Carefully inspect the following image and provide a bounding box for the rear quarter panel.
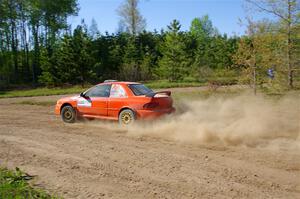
[107,96,151,118]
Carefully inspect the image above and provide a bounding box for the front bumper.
[55,104,61,115]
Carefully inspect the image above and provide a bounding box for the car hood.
[57,95,80,104]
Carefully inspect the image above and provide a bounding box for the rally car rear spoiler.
[146,91,171,97]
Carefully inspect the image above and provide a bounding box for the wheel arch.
[60,103,73,114]
[118,107,136,119]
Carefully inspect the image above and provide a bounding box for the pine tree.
[89,18,99,39]
[158,20,190,82]
[71,25,95,86]
[39,25,95,86]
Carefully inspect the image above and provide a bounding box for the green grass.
[0,81,207,98]
[144,80,206,89]
[0,86,88,98]
[13,101,56,106]
[0,167,59,199]
[1,77,297,99]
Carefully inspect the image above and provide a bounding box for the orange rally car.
[55,80,175,125]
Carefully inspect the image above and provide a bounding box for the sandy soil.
[0,91,299,199]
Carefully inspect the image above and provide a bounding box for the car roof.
[98,81,141,85]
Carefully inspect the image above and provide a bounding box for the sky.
[68,0,272,36]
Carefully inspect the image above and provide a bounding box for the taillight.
[143,102,159,109]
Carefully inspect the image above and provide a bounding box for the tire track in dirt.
[0,96,299,198]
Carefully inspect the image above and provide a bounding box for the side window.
[110,84,127,98]
[84,84,111,97]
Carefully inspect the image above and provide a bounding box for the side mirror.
[80,92,85,97]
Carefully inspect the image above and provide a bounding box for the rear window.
[128,84,153,96]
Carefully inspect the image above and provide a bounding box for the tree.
[71,25,95,86]
[0,0,242,88]
[190,15,217,39]
[138,31,161,80]
[39,25,95,87]
[246,0,300,89]
[117,0,146,35]
[89,18,99,39]
[42,0,78,52]
[234,36,258,94]
[158,20,190,81]
[189,15,237,81]
[233,19,286,94]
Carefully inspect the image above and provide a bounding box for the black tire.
[61,105,76,123]
[119,109,135,125]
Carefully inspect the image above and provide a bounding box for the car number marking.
[77,98,92,107]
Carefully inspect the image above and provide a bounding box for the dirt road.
[0,93,299,198]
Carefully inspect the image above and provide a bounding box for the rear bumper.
[136,107,175,119]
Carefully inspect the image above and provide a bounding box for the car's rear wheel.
[119,109,135,125]
[61,105,76,123]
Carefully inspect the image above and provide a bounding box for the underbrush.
[0,167,58,199]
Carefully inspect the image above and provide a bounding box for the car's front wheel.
[119,109,135,125]
[61,105,76,123]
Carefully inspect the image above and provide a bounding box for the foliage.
[158,20,191,81]
[0,167,58,199]
[0,0,240,88]
[234,0,300,92]
[190,15,218,39]
[189,16,238,81]
[245,0,300,89]
[0,0,298,91]
[117,0,146,35]
[0,0,78,86]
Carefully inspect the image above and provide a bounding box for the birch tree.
[117,0,146,35]
[246,0,300,88]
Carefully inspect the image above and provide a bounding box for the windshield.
[128,84,153,96]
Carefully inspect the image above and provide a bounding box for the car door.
[108,84,128,118]
[77,84,111,116]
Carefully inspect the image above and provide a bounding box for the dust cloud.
[126,93,300,149]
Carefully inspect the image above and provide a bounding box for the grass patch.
[0,81,207,98]
[145,80,206,89]
[14,101,56,106]
[0,167,58,199]
[0,78,297,99]
[0,86,88,98]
